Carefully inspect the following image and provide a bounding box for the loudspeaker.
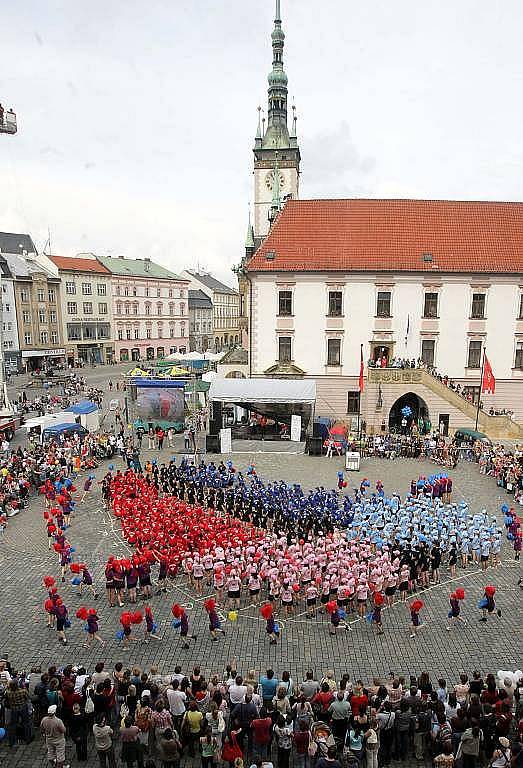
[206,435,220,453]
[308,436,323,456]
[211,401,223,426]
[209,420,221,436]
[312,421,322,438]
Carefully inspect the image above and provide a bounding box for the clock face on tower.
[265,170,285,191]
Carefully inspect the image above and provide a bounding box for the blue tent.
[70,400,98,415]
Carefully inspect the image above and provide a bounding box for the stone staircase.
[366,368,523,439]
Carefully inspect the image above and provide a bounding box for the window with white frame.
[97,283,107,296]
[376,290,392,317]
[81,282,92,295]
[83,302,93,314]
[327,338,341,366]
[515,341,523,369]
[467,340,482,368]
[328,290,343,317]
[40,330,48,345]
[67,302,77,315]
[421,339,436,367]
[24,332,32,345]
[471,293,486,319]
[423,293,439,318]
[51,331,58,345]
[278,336,292,362]
[66,281,76,294]
[278,290,293,316]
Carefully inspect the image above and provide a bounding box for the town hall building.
[238,2,523,438]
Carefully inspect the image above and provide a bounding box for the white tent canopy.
[209,378,316,405]
[165,350,224,362]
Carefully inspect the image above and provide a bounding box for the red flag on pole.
[359,344,364,393]
[482,354,496,394]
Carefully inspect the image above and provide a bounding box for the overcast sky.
[1,0,523,284]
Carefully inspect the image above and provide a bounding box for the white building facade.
[0,261,20,372]
[245,199,523,436]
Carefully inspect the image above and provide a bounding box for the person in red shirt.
[350,682,369,717]
[251,710,272,759]
[311,684,334,721]
[293,720,311,766]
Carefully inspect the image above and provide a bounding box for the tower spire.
[245,204,255,249]
[264,0,288,146]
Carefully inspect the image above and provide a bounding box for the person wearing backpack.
[135,693,153,751]
[364,721,379,768]
[413,701,431,761]
[344,724,364,764]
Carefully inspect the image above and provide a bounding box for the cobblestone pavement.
[1,366,522,765]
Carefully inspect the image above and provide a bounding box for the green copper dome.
[268,68,288,86]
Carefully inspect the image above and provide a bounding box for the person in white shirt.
[229,676,248,705]
[166,678,187,731]
[0,659,11,684]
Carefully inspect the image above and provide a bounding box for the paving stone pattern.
[1,438,522,766]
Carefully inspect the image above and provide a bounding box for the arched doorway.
[388,392,429,434]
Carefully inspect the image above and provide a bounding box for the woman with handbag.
[221,722,244,768]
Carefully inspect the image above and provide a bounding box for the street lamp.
[0,103,17,411]
[0,105,17,135]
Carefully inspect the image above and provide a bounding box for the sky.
[1,0,523,285]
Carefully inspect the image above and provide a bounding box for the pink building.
[97,255,190,363]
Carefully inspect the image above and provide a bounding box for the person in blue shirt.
[259,669,279,706]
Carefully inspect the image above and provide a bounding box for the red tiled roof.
[248,199,523,274]
[49,255,111,274]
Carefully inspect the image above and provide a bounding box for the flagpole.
[357,343,363,443]
[475,347,485,432]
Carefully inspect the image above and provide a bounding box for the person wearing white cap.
[40,704,69,768]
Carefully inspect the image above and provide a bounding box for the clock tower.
[253,0,301,239]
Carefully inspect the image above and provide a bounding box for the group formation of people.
[1,655,522,768]
[37,453,518,654]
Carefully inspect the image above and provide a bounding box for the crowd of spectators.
[1,657,522,768]
[366,357,516,420]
